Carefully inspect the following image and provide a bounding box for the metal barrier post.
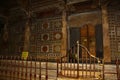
[102,59,105,80]
[57,58,59,77]
[77,41,79,78]
[17,56,20,79]
[30,56,32,80]
[25,57,28,80]
[46,57,48,80]
[116,58,120,80]
[34,57,37,80]
[39,58,41,80]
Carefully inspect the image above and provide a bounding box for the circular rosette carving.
[41,45,49,52]
[41,33,49,41]
[54,32,62,40]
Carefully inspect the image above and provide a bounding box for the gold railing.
[57,41,104,79]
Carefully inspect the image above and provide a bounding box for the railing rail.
[57,41,104,79]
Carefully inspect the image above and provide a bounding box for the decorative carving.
[29,18,62,55]
[41,45,49,52]
[54,32,62,40]
[54,45,61,52]
[41,33,49,41]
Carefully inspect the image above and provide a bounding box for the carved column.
[101,6,111,62]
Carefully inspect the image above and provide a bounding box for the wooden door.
[69,24,103,58]
[80,24,96,57]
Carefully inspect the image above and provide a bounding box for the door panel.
[80,24,96,57]
[70,28,80,48]
[95,24,103,58]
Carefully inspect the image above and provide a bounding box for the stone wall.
[1,0,120,62]
[0,1,63,56]
[107,5,120,61]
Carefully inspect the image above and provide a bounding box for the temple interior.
[0,0,120,80]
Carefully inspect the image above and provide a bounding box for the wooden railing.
[0,56,59,80]
[0,53,119,80]
[116,59,120,80]
[57,41,104,79]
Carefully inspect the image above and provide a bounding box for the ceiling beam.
[67,0,90,5]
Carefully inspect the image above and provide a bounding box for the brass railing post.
[102,59,105,80]
[77,41,80,78]
[46,57,48,80]
[57,58,59,77]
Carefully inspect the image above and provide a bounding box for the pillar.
[24,21,30,52]
[61,8,67,56]
[101,6,111,62]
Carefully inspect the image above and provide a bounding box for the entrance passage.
[69,24,103,58]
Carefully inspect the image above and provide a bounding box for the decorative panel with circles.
[29,17,62,55]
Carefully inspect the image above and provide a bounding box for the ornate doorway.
[69,23,103,58]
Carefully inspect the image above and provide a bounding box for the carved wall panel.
[108,6,120,60]
[29,18,62,56]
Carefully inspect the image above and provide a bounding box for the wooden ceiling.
[0,0,118,18]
